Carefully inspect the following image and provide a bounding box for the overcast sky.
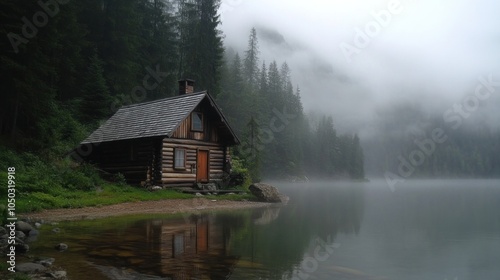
[219,0,500,133]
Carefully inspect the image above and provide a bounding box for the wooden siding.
[85,138,162,185]
[161,138,227,186]
[171,103,221,143]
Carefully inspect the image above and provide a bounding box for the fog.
[220,0,500,135]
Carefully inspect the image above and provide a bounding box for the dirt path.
[21,199,273,222]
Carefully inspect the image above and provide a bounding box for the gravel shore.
[20,199,273,222]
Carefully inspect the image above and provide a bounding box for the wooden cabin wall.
[86,138,161,185]
[171,103,221,143]
[162,138,227,186]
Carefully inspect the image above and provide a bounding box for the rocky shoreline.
[1,220,69,279]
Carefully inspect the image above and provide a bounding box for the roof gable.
[81,92,238,144]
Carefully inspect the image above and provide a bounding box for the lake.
[29,180,500,279]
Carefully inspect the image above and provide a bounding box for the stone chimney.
[178,79,195,95]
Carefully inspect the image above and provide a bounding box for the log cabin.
[77,79,240,187]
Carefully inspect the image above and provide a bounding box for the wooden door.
[196,221,208,252]
[197,150,209,183]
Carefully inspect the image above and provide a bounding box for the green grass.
[15,184,194,213]
[204,193,256,201]
[0,146,255,216]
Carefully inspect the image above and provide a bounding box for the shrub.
[61,169,95,191]
[0,145,24,170]
[112,172,127,187]
[60,163,102,191]
[0,203,7,225]
[227,157,251,189]
[17,159,61,193]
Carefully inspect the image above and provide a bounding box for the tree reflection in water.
[31,183,366,280]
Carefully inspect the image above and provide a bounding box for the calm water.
[30,180,500,280]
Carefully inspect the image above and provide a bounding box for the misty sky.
[219,0,500,133]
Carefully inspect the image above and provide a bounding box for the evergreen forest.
[0,0,365,183]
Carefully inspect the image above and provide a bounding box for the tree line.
[1,0,223,153]
[218,28,365,180]
[364,103,500,178]
[0,1,364,180]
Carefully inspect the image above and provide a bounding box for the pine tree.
[79,52,111,124]
[243,28,259,87]
[242,116,261,182]
[177,0,224,96]
[139,0,178,100]
[267,61,282,105]
[0,1,59,148]
[258,62,268,95]
[216,53,247,135]
[90,0,143,98]
[256,61,269,120]
[280,62,293,96]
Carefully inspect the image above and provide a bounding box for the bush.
[0,145,24,170]
[112,172,127,187]
[60,163,102,191]
[61,169,95,191]
[227,157,251,189]
[0,203,7,225]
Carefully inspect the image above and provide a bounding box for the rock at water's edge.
[16,262,47,273]
[55,243,68,251]
[249,183,285,203]
[16,221,34,233]
[50,270,67,279]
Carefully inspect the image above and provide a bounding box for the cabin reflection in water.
[147,214,239,279]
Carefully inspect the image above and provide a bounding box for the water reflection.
[82,214,241,279]
[31,180,500,279]
[228,183,365,279]
[31,183,366,280]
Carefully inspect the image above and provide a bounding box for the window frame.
[173,233,185,257]
[174,148,186,170]
[191,112,203,132]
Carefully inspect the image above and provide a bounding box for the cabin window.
[191,112,203,131]
[173,233,184,257]
[174,148,186,169]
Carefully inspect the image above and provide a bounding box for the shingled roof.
[81,91,239,144]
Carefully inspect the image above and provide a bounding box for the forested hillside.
[218,28,364,180]
[364,104,500,178]
[0,0,364,181]
[1,0,222,152]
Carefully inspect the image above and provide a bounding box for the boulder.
[37,257,55,267]
[16,243,29,253]
[25,234,39,243]
[50,270,67,279]
[16,221,34,233]
[249,183,284,203]
[55,243,68,251]
[16,262,47,273]
[149,186,162,191]
[16,230,26,240]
